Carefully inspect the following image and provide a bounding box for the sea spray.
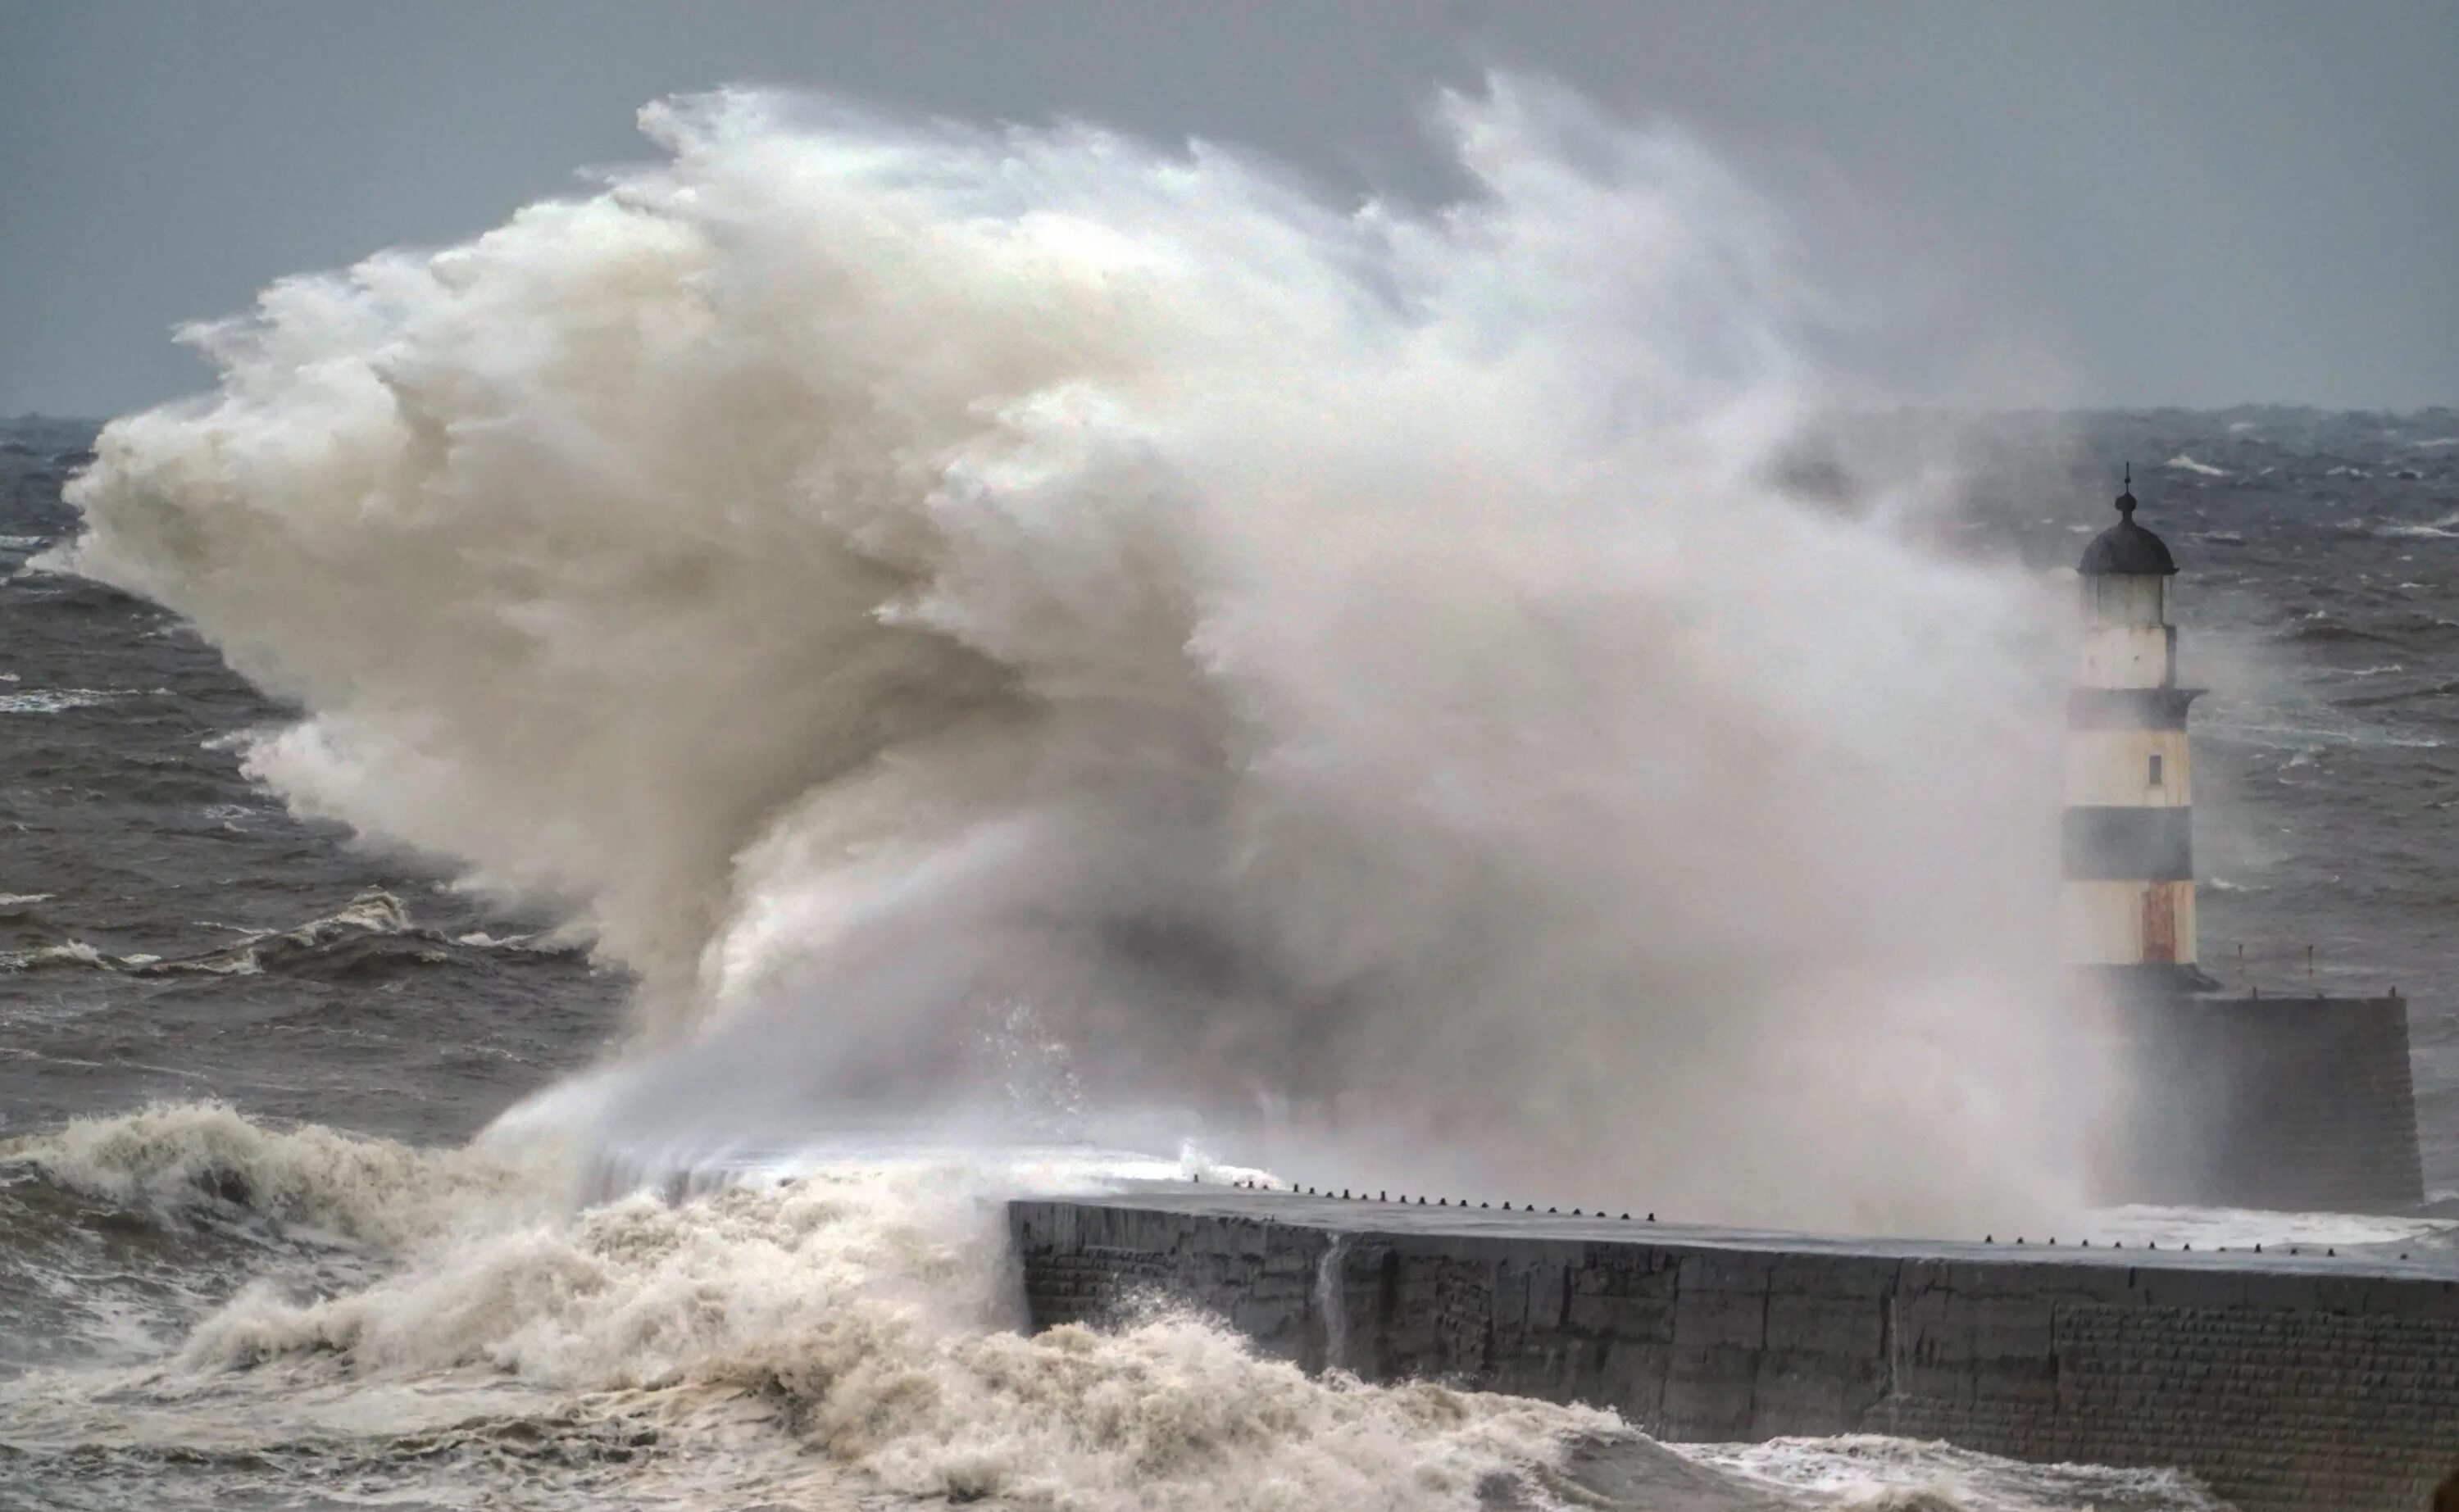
[0,1104,2228,1511]
[6,1102,1635,1511]
[68,77,2077,1235]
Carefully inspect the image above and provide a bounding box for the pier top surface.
[1033,1183,2459,1282]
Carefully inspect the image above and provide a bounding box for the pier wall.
[1011,1194,2459,1512]
[2108,993,2423,1210]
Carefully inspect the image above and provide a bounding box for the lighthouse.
[2061,471,2215,992]
[2062,473,2420,1212]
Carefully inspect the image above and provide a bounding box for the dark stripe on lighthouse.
[2067,688,2203,729]
[2063,806,2194,880]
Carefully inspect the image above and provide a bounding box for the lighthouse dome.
[2078,481,2178,577]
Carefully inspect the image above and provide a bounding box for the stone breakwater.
[1011,1190,2459,1512]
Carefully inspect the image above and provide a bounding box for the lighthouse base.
[2096,991,2424,1212]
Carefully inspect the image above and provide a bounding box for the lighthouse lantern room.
[2061,471,2211,991]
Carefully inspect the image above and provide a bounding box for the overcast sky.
[4,1,2453,417]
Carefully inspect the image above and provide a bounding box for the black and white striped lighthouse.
[2061,471,2216,992]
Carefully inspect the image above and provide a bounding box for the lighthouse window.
[2148,753,2165,788]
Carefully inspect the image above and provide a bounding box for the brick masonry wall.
[1011,1198,2459,1512]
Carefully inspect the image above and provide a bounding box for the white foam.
[2,1101,561,1247]
[1686,1433,2223,1510]
[3,1101,2250,1510]
[0,688,122,715]
[2085,1204,2456,1253]
[13,1105,1617,1510]
[2164,452,2227,476]
[0,940,111,972]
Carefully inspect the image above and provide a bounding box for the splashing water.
[19,76,2165,1510]
[66,78,2077,1233]
[0,1102,2221,1511]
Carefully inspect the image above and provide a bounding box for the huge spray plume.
[68,80,2077,1231]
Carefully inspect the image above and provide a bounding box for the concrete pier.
[1011,1190,2459,1512]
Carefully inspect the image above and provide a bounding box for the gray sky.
[3,1,2452,417]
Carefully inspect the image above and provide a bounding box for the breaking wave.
[1,1104,1636,1510]
[64,76,2079,1233]
[0,1106,2220,1511]
[2,1101,550,1246]
[4,74,2192,1512]
[2375,511,2459,540]
[0,891,574,978]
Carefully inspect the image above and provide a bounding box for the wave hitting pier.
[1011,1188,2459,1512]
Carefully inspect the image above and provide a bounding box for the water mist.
[66,78,2079,1235]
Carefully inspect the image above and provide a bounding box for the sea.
[2,406,2449,1510]
[1,87,2456,1512]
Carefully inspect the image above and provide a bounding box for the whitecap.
[0,689,124,715]
[2165,452,2227,477]
[0,941,111,972]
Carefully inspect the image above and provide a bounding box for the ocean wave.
[0,940,118,971]
[0,1101,2230,1510]
[2334,678,2459,711]
[0,1102,555,1247]
[66,1107,1624,1511]
[2281,615,2397,644]
[0,688,126,715]
[1689,1435,2221,1510]
[63,77,2087,1238]
[2163,453,2227,477]
[0,892,575,978]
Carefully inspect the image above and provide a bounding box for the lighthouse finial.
[2118,463,2136,519]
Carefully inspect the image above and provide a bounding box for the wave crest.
[2,1101,557,1246]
